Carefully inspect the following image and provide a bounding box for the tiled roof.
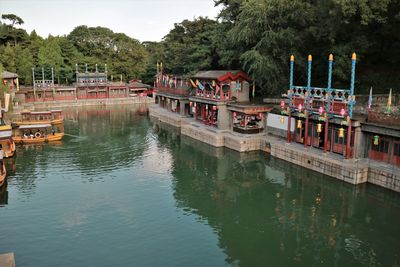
[2,71,18,79]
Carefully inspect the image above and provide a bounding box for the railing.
[109,94,128,98]
[157,87,190,97]
[195,89,231,101]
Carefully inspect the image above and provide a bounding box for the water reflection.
[8,105,152,197]
[153,120,400,267]
[0,184,8,206]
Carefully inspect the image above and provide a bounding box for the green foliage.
[158,17,221,74]
[1,5,399,96]
[38,36,63,71]
[216,0,400,96]
[68,26,148,81]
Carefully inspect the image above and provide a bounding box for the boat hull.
[0,165,6,188]
[13,133,64,144]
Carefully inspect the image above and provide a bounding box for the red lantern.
[298,103,303,111]
[233,112,237,117]
[189,101,193,107]
[280,100,285,109]
[340,108,345,117]
[212,105,217,111]
[319,106,324,115]
[258,113,263,118]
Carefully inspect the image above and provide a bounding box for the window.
[394,142,400,157]
[371,138,389,153]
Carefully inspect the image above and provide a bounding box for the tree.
[1,14,26,46]
[37,36,63,81]
[216,0,400,96]
[161,17,221,75]
[1,14,24,28]
[15,46,33,85]
[0,44,17,73]
[68,26,149,80]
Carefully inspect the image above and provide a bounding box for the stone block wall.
[270,143,369,185]
[368,167,400,192]
[181,124,225,147]
[224,135,262,152]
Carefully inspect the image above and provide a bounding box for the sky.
[0,0,222,42]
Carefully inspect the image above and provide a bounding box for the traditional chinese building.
[1,71,19,97]
[154,71,190,117]
[362,108,400,166]
[189,70,253,130]
[21,64,151,102]
[75,64,108,99]
[278,53,360,159]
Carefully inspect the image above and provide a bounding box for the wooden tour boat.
[12,110,64,127]
[13,124,64,144]
[0,125,16,158]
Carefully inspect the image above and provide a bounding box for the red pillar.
[324,120,329,153]
[353,127,357,159]
[346,120,352,159]
[287,111,292,143]
[220,82,223,100]
[304,112,309,148]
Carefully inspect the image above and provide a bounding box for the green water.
[0,105,399,267]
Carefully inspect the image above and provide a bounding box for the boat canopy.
[19,124,52,129]
[0,125,12,131]
[0,130,12,138]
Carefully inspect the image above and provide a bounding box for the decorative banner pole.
[349,53,356,118]
[51,67,55,99]
[288,55,295,143]
[346,53,356,159]
[105,64,108,83]
[326,54,333,113]
[324,54,333,153]
[32,67,36,100]
[304,55,312,148]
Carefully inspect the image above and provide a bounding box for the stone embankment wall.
[149,106,188,128]
[269,141,369,185]
[367,165,400,192]
[150,105,264,152]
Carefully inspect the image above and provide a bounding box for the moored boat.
[0,125,16,158]
[12,110,64,127]
[13,124,64,144]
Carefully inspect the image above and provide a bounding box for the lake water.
[0,105,399,267]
